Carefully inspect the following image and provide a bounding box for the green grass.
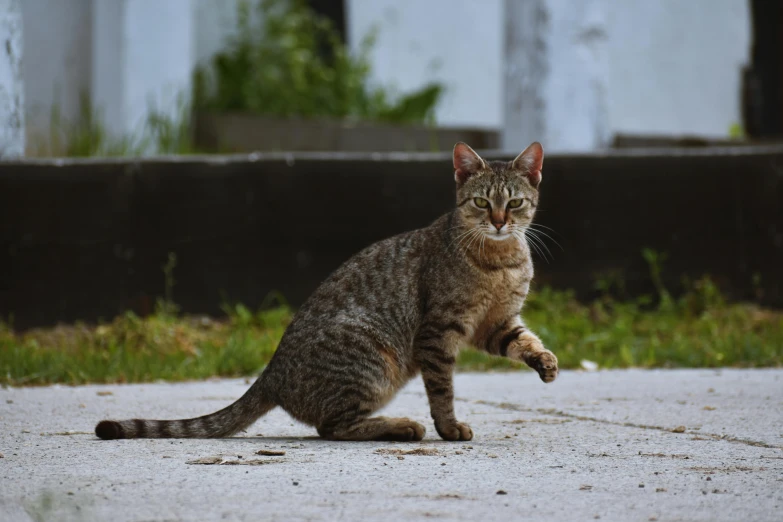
[2,279,781,386]
[194,0,443,125]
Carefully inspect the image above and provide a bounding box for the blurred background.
[0,0,768,156]
[0,1,781,384]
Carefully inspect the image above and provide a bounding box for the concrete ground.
[1,369,781,522]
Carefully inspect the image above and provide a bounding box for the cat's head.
[452,141,543,242]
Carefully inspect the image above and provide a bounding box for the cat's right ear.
[453,142,485,186]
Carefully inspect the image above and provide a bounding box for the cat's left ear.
[512,142,544,188]
[453,142,486,186]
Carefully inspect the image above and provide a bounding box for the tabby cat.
[95,142,558,442]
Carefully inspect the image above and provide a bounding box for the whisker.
[464,228,483,254]
[530,230,554,259]
[523,229,550,262]
[528,224,563,250]
[466,227,485,256]
[529,222,556,232]
[525,229,553,260]
[453,227,478,254]
[516,229,542,260]
[447,227,478,250]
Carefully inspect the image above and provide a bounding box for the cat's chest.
[472,266,531,324]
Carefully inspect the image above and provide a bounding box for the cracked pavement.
[1,369,782,521]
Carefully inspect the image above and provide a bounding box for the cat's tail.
[94,376,275,440]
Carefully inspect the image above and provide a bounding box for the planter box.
[194,112,499,153]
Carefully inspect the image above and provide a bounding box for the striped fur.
[95,142,558,441]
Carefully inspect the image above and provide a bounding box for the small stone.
[186,456,223,465]
[440,462,446,466]
[6,400,12,404]
[655,488,667,493]
[706,477,712,481]
[397,456,404,460]
[639,483,645,488]
[496,490,507,495]
[580,485,593,491]
[292,481,299,486]
[672,426,686,433]
[256,449,286,456]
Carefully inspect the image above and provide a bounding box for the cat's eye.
[473,197,490,209]
[507,199,524,209]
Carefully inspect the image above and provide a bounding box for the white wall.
[607,0,751,138]
[194,0,248,67]
[92,0,194,138]
[347,0,504,130]
[538,0,611,151]
[20,0,91,149]
[15,0,752,154]
[0,0,23,158]
[504,0,751,151]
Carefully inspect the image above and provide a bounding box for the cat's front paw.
[529,350,558,383]
[435,421,473,441]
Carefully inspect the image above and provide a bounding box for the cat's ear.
[512,142,544,188]
[453,142,486,186]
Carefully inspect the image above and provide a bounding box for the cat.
[95,141,558,442]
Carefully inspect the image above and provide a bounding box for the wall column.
[0,0,24,158]
[503,0,609,153]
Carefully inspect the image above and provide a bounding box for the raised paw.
[529,350,558,383]
[435,421,473,441]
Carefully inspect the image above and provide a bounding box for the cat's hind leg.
[317,416,425,441]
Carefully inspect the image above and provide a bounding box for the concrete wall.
[91,0,194,138]
[0,0,24,158]
[353,0,750,150]
[20,0,210,149]
[607,0,751,138]
[3,148,781,327]
[20,0,90,149]
[346,0,504,130]
[15,0,752,154]
[503,0,750,152]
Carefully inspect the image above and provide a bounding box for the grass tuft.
[2,279,781,386]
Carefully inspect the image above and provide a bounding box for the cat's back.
[277,215,447,349]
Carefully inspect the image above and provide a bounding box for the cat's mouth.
[485,228,514,241]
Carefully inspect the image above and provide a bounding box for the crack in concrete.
[454,396,783,450]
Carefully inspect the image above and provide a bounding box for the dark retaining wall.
[1,147,782,329]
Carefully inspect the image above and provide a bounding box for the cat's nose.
[493,222,505,231]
